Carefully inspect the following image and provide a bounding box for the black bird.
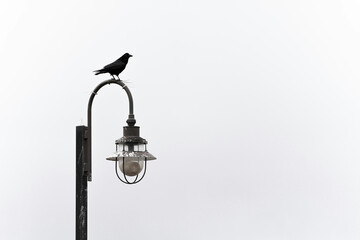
[94,53,133,79]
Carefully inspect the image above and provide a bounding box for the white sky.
[1,0,360,239]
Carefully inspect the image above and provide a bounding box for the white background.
[1,0,360,239]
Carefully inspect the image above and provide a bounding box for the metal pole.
[86,79,135,181]
[76,125,88,240]
[76,79,136,240]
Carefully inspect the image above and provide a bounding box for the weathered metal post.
[76,126,88,240]
[75,79,156,240]
[76,80,133,240]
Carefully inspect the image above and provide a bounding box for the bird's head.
[123,53,133,58]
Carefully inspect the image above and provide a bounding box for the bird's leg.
[110,74,116,80]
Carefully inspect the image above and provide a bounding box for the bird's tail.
[93,69,105,75]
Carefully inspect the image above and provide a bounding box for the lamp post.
[76,79,156,240]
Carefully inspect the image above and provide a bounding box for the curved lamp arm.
[86,79,135,181]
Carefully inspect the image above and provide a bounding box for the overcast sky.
[1,0,360,239]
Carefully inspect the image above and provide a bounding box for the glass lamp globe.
[106,126,157,179]
[116,143,147,176]
[118,158,144,176]
[106,142,156,177]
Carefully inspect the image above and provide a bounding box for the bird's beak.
[129,54,133,57]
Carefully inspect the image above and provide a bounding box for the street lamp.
[106,125,156,183]
[76,79,156,240]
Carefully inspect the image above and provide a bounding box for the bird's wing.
[103,60,126,70]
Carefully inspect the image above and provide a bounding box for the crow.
[94,53,133,79]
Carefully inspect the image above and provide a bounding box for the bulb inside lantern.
[118,158,144,176]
